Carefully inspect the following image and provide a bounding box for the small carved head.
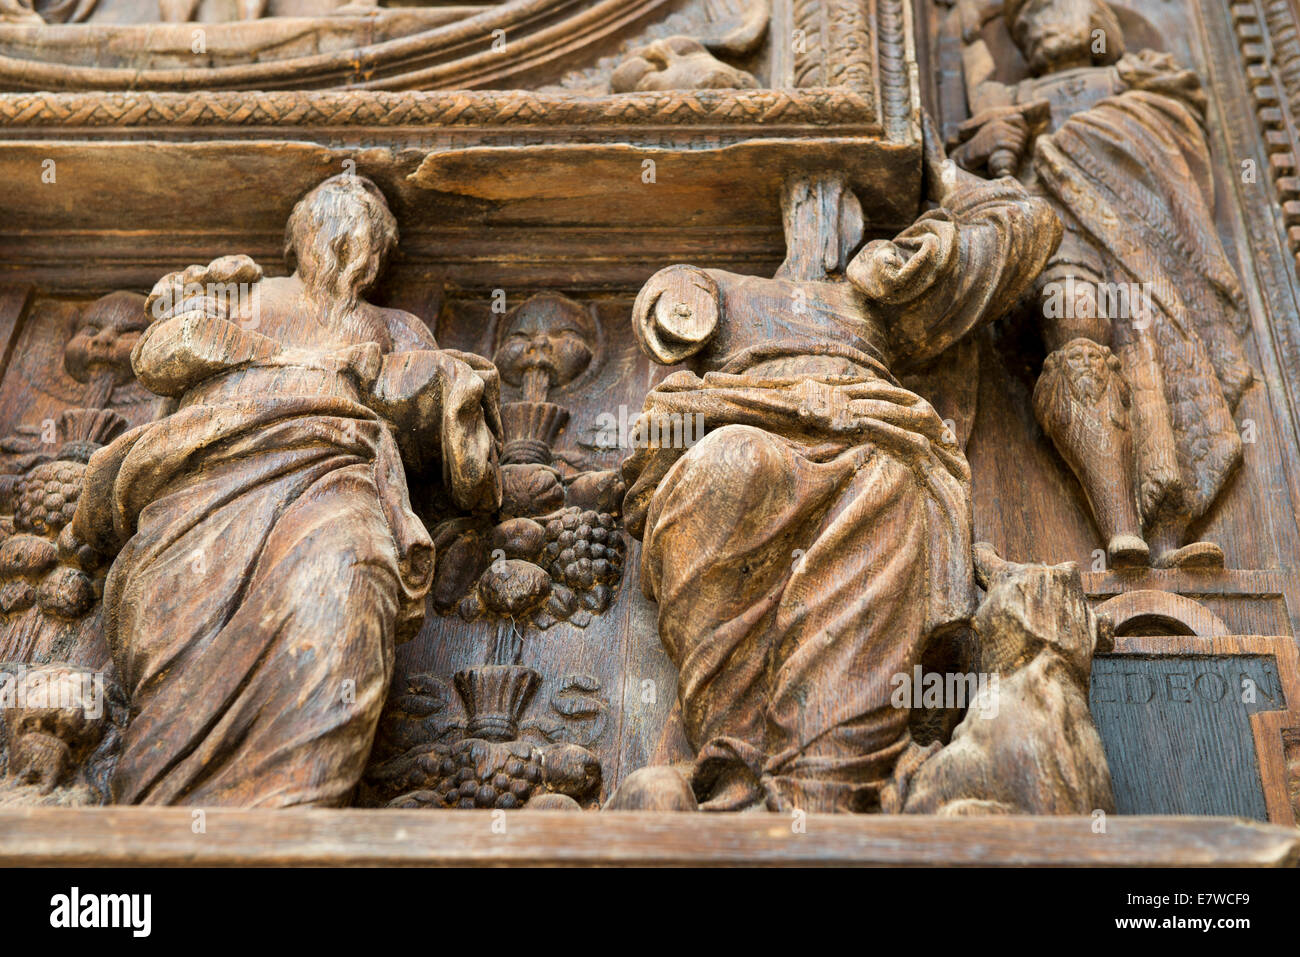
[1004,0,1125,76]
[1042,337,1126,406]
[284,174,399,309]
[611,36,759,93]
[63,291,148,387]
[492,293,596,395]
[972,542,1112,683]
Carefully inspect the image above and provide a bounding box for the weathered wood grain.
[0,808,1295,867]
[0,0,1299,864]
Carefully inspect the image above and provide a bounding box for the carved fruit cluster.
[13,461,83,537]
[0,459,98,619]
[539,507,625,608]
[386,738,599,810]
[453,507,627,629]
[422,739,541,810]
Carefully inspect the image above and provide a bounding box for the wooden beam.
[0,809,1295,867]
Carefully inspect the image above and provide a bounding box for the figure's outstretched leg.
[638,422,960,813]
[640,426,804,760]
[763,450,934,813]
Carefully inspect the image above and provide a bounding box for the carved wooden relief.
[1,0,1300,867]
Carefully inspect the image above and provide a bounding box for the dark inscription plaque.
[1089,655,1285,819]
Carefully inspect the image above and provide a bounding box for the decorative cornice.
[0,87,885,139]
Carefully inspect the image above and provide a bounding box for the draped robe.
[621,179,1061,813]
[1029,52,1254,529]
[71,306,499,807]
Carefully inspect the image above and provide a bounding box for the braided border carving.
[792,0,876,89]
[0,87,882,134]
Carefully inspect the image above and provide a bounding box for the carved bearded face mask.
[1006,0,1125,76]
[64,291,148,388]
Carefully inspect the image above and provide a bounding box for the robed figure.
[615,122,1062,814]
[70,175,501,807]
[951,0,1254,568]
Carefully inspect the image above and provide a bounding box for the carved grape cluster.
[393,738,542,810]
[383,737,601,810]
[13,461,84,537]
[539,507,625,615]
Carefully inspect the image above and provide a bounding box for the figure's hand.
[951,108,1029,178]
[950,100,1049,179]
[133,256,279,398]
[144,254,264,324]
[631,265,721,365]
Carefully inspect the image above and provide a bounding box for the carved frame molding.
[0,808,1296,865]
[0,0,915,142]
[1227,0,1300,277]
[0,1,921,290]
[0,87,887,142]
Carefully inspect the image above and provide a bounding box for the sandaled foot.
[1107,534,1149,568]
[1154,541,1225,569]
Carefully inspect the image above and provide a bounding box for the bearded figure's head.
[1004,0,1125,76]
[284,174,399,314]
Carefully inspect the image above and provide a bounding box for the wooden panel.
[0,808,1296,866]
[1090,635,1300,825]
[1091,654,1279,819]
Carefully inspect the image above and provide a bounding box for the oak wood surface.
[0,807,1295,867]
[0,0,1298,854]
